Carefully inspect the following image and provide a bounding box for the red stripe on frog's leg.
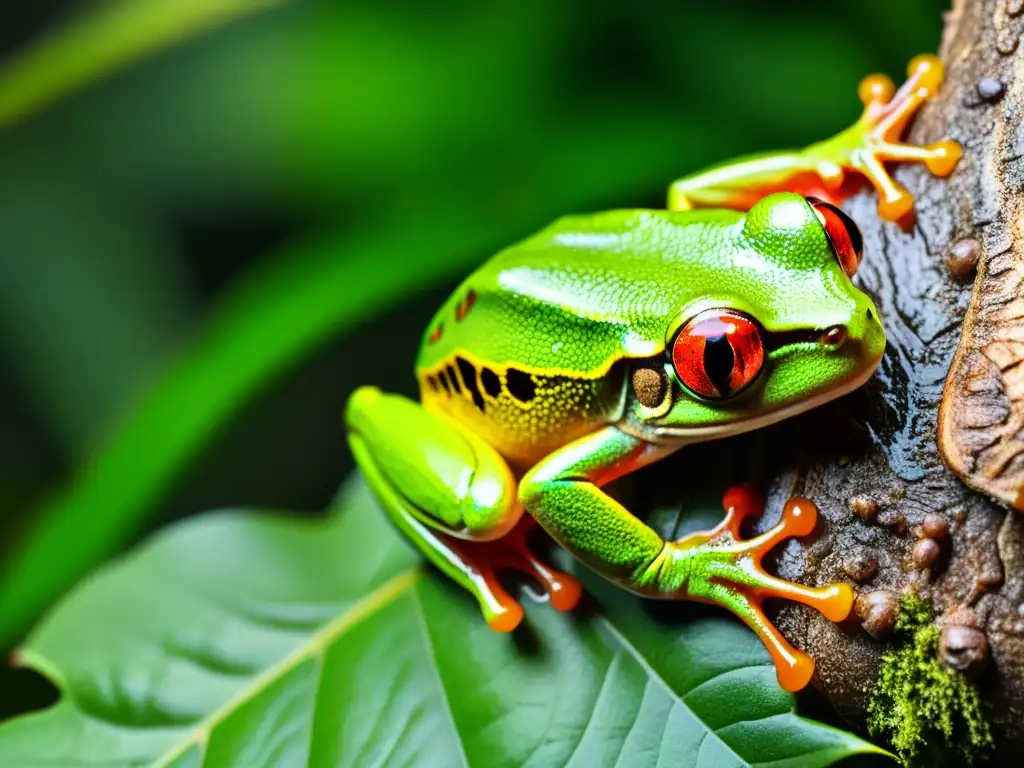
[461,515,583,621]
[500,515,582,612]
[441,532,526,632]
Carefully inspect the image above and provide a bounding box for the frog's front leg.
[520,427,854,692]
[668,54,961,223]
[346,387,581,632]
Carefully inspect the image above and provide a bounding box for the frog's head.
[650,192,885,439]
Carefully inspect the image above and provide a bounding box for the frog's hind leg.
[346,386,581,632]
[667,54,961,224]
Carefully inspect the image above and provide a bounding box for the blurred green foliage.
[0,0,946,700]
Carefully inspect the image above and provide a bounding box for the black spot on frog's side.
[446,364,462,395]
[437,369,452,395]
[456,356,486,412]
[506,368,537,402]
[480,367,501,398]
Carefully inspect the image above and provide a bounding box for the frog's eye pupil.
[671,309,764,400]
[703,333,735,394]
[807,197,863,277]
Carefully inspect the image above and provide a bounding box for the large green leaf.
[0,477,886,766]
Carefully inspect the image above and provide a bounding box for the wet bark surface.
[750,0,1024,753]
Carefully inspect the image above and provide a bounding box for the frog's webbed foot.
[826,54,962,222]
[447,515,583,632]
[678,485,854,692]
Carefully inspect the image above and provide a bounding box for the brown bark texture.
[747,0,1024,753]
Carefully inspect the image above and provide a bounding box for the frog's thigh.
[346,386,521,540]
[347,386,528,629]
[667,151,811,212]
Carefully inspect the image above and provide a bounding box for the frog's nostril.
[866,307,875,321]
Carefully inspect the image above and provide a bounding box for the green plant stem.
[0,0,286,130]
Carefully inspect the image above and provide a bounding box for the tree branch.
[719,0,1024,755]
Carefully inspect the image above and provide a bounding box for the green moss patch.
[866,594,993,766]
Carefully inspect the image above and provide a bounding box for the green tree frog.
[346,56,960,692]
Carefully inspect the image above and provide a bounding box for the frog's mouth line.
[646,354,882,444]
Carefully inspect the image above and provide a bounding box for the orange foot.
[446,515,582,632]
[815,54,962,223]
[676,485,855,691]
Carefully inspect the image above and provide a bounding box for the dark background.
[0,0,947,719]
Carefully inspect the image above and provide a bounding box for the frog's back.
[416,207,742,466]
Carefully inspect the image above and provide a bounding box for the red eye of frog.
[670,309,765,400]
[807,197,863,278]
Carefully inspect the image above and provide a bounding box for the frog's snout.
[851,301,886,371]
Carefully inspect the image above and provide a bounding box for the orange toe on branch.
[817,582,855,623]
[907,53,943,96]
[780,497,818,537]
[777,647,816,693]
[752,573,855,623]
[842,54,960,222]
[736,496,820,561]
[719,586,816,692]
[717,483,764,539]
[877,189,916,223]
[693,492,853,690]
[858,73,895,109]
[722,483,763,521]
[729,588,816,691]
[925,139,963,176]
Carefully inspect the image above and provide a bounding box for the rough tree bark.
[731,0,1024,756]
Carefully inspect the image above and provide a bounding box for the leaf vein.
[151,567,420,768]
[410,583,470,768]
[611,675,650,768]
[564,650,619,768]
[594,614,749,767]
[681,665,773,706]
[304,651,326,766]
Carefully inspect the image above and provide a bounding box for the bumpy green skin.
[866,595,993,766]
[420,194,882,449]
[666,124,884,212]
[345,191,884,629]
[520,427,660,579]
